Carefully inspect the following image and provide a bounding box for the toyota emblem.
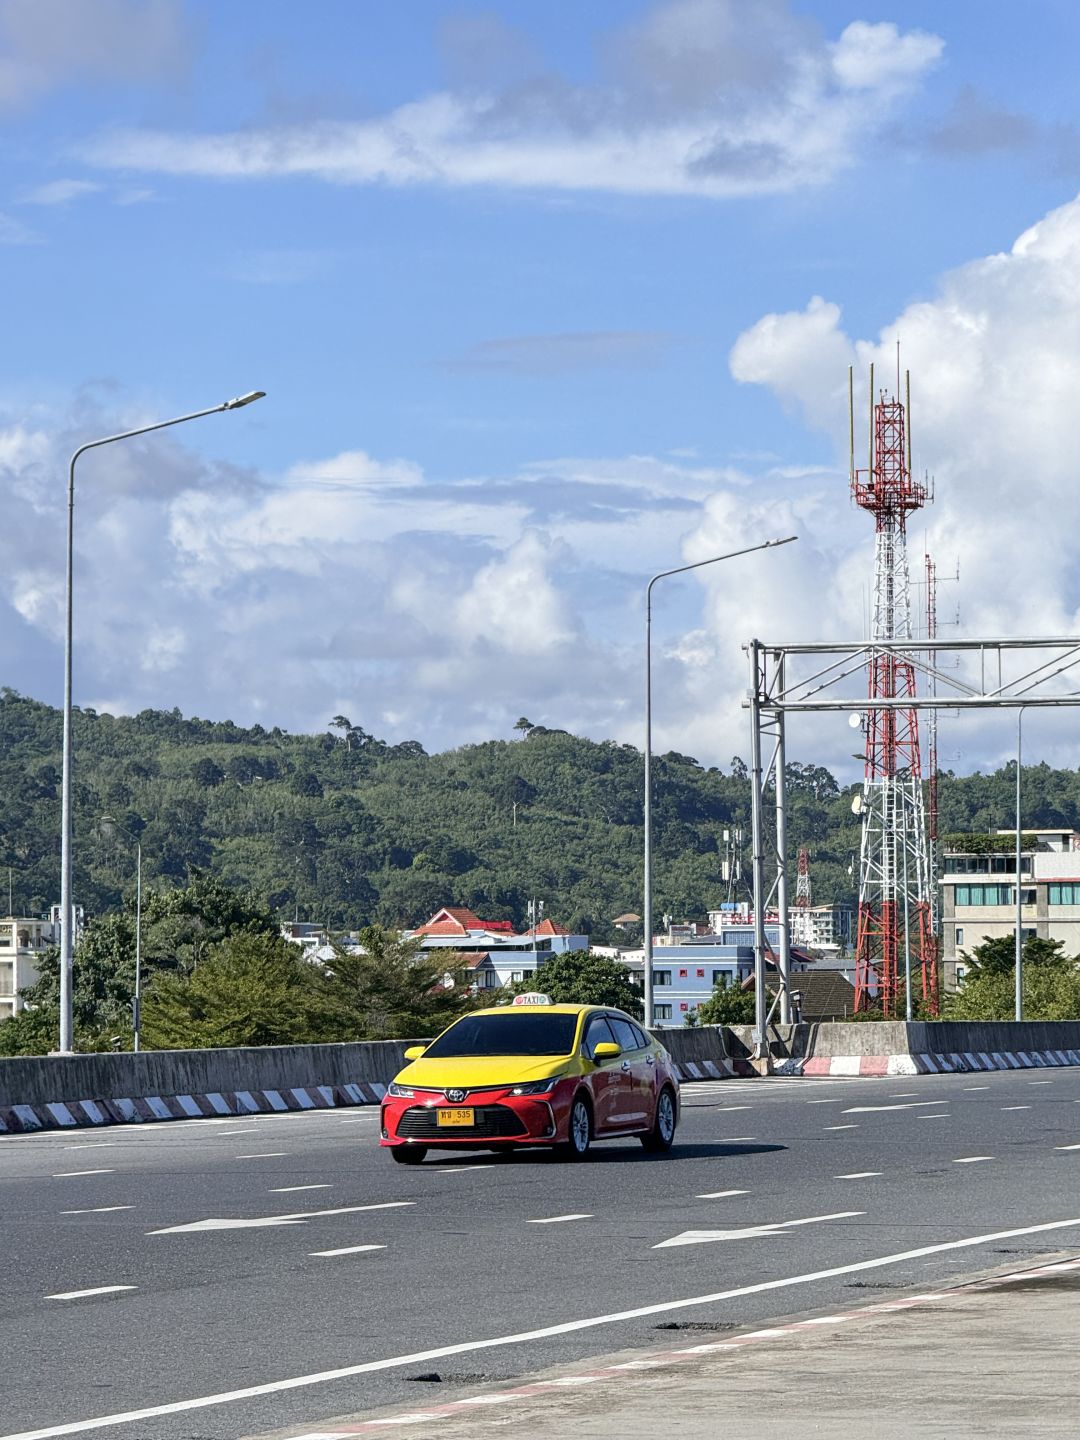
[446,1088,467,1103]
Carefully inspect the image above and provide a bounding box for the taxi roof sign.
[512,992,552,1006]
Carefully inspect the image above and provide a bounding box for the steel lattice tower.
[796,846,812,908]
[850,365,938,1016]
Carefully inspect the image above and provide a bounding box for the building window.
[711,970,728,988]
[1050,883,1080,905]
[678,968,688,978]
[695,967,705,978]
[653,969,671,986]
[679,1002,689,1012]
[511,971,524,983]
[954,884,1013,907]
[955,965,967,987]
[653,1004,673,1021]
[954,927,964,947]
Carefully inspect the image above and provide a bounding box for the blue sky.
[4,0,1080,774]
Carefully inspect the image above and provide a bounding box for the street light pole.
[134,839,142,1053]
[59,391,264,1052]
[1015,705,1027,1024]
[643,536,797,1031]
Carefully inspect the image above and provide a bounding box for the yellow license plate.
[437,1107,475,1127]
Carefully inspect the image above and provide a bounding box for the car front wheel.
[556,1094,592,1161]
[640,1087,677,1153]
[390,1145,427,1164]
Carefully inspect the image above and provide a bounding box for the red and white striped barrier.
[0,1081,386,1134]
[792,1047,1080,1078]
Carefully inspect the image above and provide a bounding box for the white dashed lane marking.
[696,1189,749,1199]
[1056,1143,1080,1151]
[310,1244,386,1258]
[528,1214,593,1225]
[954,1156,995,1164]
[236,1152,289,1159]
[1002,1106,1032,1112]
[269,1184,332,1194]
[52,1169,115,1178]
[835,1172,883,1180]
[60,1206,134,1215]
[825,1125,858,1131]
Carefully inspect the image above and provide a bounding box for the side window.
[627,1021,651,1049]
[582,1014,618,1061]
[608,1016,640,1052]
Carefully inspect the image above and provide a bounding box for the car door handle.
[621,1060,631,1071]
[645,1055,656,1066]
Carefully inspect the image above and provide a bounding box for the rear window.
[424,1012,579,1058]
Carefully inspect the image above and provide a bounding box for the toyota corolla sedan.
[380,994,680,1163]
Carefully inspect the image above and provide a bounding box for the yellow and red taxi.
[380,995,680,1163]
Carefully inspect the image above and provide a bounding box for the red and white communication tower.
[796,846,812,908]
[850,363,938,1015]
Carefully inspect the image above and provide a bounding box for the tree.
[945,957,1080,1021]
[141,931,325,1049]
[312,926,480,1041]
[330,715,354,748]
[961,933,1067,978]
[696,981,756,1026]
[513,717,534,738]
[504,950,643,1019]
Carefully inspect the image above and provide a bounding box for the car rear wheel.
[640,1087,677,1153]
[555,1094,592,1161]
[390,1145,427,1164]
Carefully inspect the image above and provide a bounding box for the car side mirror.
[591,1041,622,1063]
[403,1045,427,1061]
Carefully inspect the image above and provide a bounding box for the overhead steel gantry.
[743,636,1080,1059]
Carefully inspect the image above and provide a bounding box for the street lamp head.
[223,390,266,410]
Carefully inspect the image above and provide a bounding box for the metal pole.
[642,535,796,1030]
[134,841,142,1053]
[1015,707,1025,1023]
[749,641,769,1060]
[774,655,791,1025]
[57,391,263,1052]
[902,795,912,1021]
[644,582,654,1028]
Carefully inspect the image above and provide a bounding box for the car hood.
[395,1055,570,1089]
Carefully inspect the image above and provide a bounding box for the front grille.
[397,1105,528,1139]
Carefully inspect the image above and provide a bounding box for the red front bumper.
[380,1084,571,1149]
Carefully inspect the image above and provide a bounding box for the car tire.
[555,1093,592,1161]
[640,1087,677,1153]
[390,1145,427,1164]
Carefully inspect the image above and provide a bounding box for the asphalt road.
[2,1067,1080,1440]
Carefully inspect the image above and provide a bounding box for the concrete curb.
[0,1081,386,1133]
[781,1048,1080,1077]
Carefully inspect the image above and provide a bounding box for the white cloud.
[724,187,1080,771]
[80,2,942,200]
[0,209,41,244]
[0,0,190,109]
[21,178,102,205]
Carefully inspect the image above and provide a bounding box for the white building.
[0,913,64,1020]
[406,906,589,991]
[789,903,854,952]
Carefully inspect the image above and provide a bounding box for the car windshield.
[423,1011,579,1058]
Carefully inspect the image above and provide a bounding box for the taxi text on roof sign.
[512,992,553,1005]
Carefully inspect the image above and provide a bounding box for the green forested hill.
[3,688,1078,942]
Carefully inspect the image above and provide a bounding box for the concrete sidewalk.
[270,1253,1080,1439]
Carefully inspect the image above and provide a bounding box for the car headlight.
[387,1081,415,1098]
[510,1077,559,1096]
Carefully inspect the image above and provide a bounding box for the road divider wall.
[5,1019,1080,1133]
[0,1040,421,1134]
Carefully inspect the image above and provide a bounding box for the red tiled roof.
[413,919,471,936]
[525,918,570,936]
[456,952,496,970]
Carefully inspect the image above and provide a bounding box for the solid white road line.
[236,1153,289,1159]
[269,1184,332,1193]
[52,1170,115,1178]
[835,1172,882,1180]
[954,1156,994,1164]
[528,1214,593,1224]
[309,1245,386,1257]
[696,1189,749,1199]
[46,1286,135,1301]
[60,1207,134,1215]
[9,1214,1080,1440]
